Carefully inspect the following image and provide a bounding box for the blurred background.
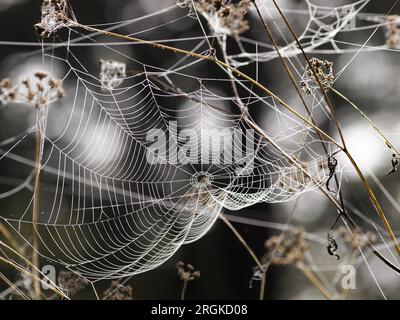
[0,0,400,300]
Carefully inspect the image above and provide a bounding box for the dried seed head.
[102,280,133,300]
[58,271,88,297]
[0,78,18,103]
[300,57,334,95]
[176,261,201,282]
[213,0,224,11]
[182,0,252,35]
[336,226,377,249]
[21,79,30,87]
[264,228,308,265]
[48,78,59,88]
[27,90,36,102]
[57,87,66,98]
[0,78,12,89]
[0,72,65,107]
[7,89,18,102]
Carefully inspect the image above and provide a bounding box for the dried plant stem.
[270,0,400,257]
[32,107,41,300]
[258,263,269,301]
[345,150,400,256]
[220,213,263,269]
[250,0,315,131]
[332,88,400,156]
[181,280,188,300]
[297,262,333,300]
[68,20,340,148]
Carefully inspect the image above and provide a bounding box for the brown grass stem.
[297,262,333,300]
[31,107,41,300]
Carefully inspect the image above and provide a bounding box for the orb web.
[0,0,396,283]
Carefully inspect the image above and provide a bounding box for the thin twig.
[297,261,333,300]
[219,213,266,300]
[252,0,400,272]
[0,223,23,254]
[0,271,29,300]
[220,213,263,269]
[181,281,188,300]
[332,87,400,156]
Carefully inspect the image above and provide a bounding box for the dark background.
[0,0,400,300]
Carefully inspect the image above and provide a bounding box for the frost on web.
[99,60,127,92]
[0,1,346,281]
[385,15,400,49]
[228,0,371,67]
[34,0,69,38]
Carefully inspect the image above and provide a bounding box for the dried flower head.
[300,57,334,95]
[0,72,65,107]
[176,261,201,282]
[180,0,252,35]
[34,71,48,81]
[34,0,69,38]
[102,280,133,300]
[0,78,12,89]
[264,228,308,265]
[384,15,400,49]
[336,226,377,249]
[0,78,18,104]
[99,59,127,91]
[58,271,88,296]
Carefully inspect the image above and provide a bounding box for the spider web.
[0,0,397,285]
[229,0,381,67]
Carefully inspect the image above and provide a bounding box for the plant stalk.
[32,107,41,300]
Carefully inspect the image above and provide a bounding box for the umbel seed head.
[34,0,69,38]
[0,71,65,107]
